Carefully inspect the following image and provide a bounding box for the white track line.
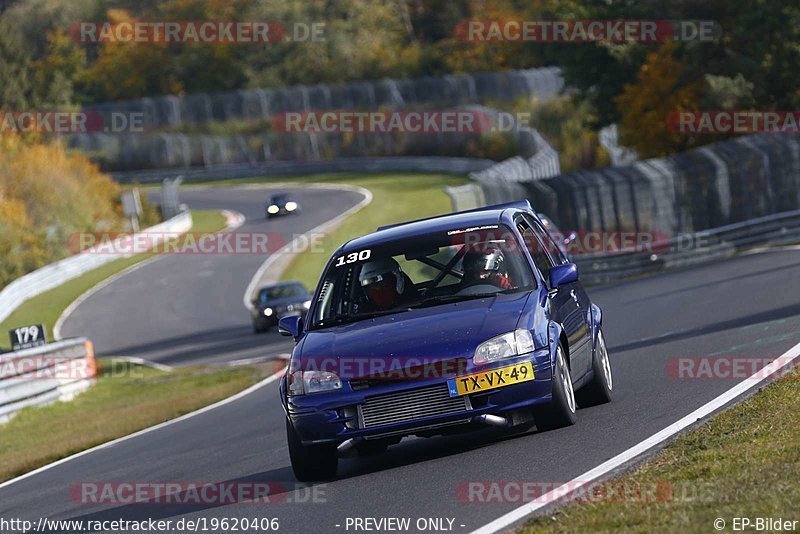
[110,356,174,372]
[5,187,366,489]
[53,210,245,341]
[0,367,285,491]
[471,340,800,534]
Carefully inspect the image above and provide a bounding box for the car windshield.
[259,284,306,302]
[310,224,534,329]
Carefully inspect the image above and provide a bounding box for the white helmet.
[359,257,405,294]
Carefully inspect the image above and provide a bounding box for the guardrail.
[0,211,192,326]
[464,106,562,208]
[572,210,800,285]
[69,67,564,172]
[83,67,564,131]
[112,157,496,184]
[470,133,800,239]
[0,338,96,424]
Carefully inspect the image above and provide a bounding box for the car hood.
[297,292,531,379]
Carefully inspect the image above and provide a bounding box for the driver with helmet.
[358,257,417,312]
[460,245,514,290]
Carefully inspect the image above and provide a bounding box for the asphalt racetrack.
[6,184,800,533]
[59,185,365,366]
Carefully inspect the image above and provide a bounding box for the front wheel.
[286,419,338,482]
[576,329,613,407]
[533,344,577,431]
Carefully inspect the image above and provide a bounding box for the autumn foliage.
[0,137,123,287]
[616,43,704,158]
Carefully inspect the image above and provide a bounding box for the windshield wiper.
[353,308,411,320]
[408,293,498,309]
[315,307,409,328]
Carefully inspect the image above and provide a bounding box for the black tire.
[286,419,338,482]
[533,344,577,431]
[253,322,266,334]
[576,329,613,407]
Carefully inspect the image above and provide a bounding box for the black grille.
[358,384,470,428]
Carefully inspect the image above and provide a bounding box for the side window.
[517,219,556,284]
[527,215,566,264]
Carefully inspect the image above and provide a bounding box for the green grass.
[0,360,272,482]
[521,368,800,533]
[0,210,226,350]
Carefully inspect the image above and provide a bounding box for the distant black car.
[251,281,311,333]
[266,193,301,218]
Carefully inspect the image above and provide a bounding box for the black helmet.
[462,246,505,278]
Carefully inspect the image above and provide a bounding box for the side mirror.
[278,315,303,339]
[549,262,579,289]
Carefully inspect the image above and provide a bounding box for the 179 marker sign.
[9,324,47,351]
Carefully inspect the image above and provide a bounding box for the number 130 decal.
[335,249,371,267]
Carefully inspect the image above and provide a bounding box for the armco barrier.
[111,157,495,184]
[0,338,96,424]
[464,132,800,284]
[68,67,564,172]
[536,134,800,236]
[83,67,564,131]
[572,209,800,285]
[0,211,192,326]
[474,133,800,237]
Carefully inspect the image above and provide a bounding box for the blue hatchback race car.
[278,200,613,481]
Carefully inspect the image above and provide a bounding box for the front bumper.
[267,207,299,217]
[252,314,278,329]
[286,350,554,445]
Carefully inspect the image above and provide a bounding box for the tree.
[616,43,703,158]
[0,19,34,109]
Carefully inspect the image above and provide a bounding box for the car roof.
[340,200,535,253]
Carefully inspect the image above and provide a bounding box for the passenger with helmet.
[358,257,417,312]
[460,245,514,290]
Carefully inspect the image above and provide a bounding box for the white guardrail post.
[0,338,97,424]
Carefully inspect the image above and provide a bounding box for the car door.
[517,215,592,380]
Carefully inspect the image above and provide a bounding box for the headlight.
[287,370,342,395]
[302,300,312,309]
[263,307,273,316]
[473,329,534,366]
[285,201,297,211]
[267,205,279,214]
